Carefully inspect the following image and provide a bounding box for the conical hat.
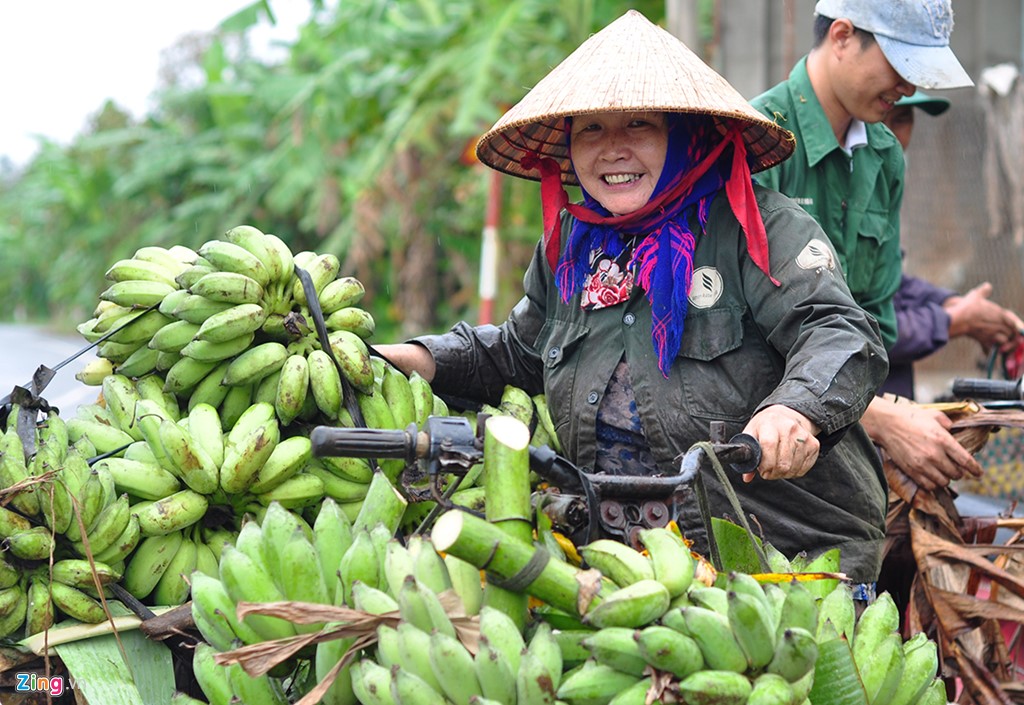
[476,10,794,186]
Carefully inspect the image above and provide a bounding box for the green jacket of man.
[416,186,889,582]
[751,56,905,350]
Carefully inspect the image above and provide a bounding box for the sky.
[0,1,308,167]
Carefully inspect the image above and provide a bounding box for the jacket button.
[587,391,599,404]
[548,347,560,359]
[623,313,636,326]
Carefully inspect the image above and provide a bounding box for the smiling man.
[751,1,981,495]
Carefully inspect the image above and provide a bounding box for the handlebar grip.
[950,377,1021,401]
[310,425,415,460]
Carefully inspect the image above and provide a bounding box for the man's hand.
[741,405,821,482]
[945,282,1024,353]
[860,397,983,490]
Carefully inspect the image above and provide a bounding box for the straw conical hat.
[476,10,794,186]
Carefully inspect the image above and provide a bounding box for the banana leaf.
[53,627,175,705]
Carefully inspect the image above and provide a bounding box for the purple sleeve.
[888,274,955,365]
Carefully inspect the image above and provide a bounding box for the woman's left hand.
[740,405,820,482]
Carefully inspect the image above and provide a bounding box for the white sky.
[0,1,308,167]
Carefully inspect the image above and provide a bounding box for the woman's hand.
[373,343,436,381]
[741,405,820,482]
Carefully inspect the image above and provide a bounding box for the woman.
[379,10,889,588]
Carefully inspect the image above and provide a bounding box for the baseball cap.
[814,0,973,89]
[894,91,951,116]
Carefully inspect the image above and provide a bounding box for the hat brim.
[474,10,795,187]
[895,92,951,116]
[876,35,974,90]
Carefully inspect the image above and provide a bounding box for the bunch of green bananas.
[75,227,386,433]
[0,409,144,638]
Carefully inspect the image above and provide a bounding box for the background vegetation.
[0,0,665,341]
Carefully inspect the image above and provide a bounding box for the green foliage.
[0,0,663,340]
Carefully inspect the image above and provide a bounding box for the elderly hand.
[945,282,1024,353]
[860,396,983,490]
[741,404,820,482]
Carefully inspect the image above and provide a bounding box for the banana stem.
[481,415,533,629]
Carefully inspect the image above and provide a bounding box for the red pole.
[478,168,503,324]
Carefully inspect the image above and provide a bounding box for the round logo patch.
[796,239,836,271]
[688,267,723,309]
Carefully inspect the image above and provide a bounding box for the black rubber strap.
[294,266,376,476]
[486,546,551,592]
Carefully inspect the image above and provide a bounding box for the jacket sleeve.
[738,191,889,447]
[888,274,954,365]
[411,242,550,404]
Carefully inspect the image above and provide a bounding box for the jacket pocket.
[538,320,590,432]
[677,307,774,422]
[847,209,889,295]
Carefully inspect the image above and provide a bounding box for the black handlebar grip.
[310,425,414,459]
[950,377,1021,401]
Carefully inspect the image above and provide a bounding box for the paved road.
[0,323,102,415]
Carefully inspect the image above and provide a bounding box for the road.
[0,323,102,415]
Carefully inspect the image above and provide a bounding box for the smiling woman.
[0,0,304,167]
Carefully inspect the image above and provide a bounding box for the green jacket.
[417,186,889,582]
[750,57,905,350]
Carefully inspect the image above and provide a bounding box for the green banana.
[676,670,752,705]
[680,605,749,673]
[75,356,116,386]
[99,280,176,309]
[307,349,343,419]
[25,577,55,636]
[767,626,819,683]
[105,257,180,287]
[195,302,268,344]
[474,634,518,704]
[186,402,225,468]
[218,544,297,643]
[149,319,202,353]
[158,418,219,494]
[192,641,234,705]
[255,473,325,510]
[325,306,375,339]
[222,341,290,387]
[727,588,777,671]
[338,529,381,605]
[122,530,185,600]
[350,658,397,705]
[274,353,309,426]
[292,253,340,305]
[581,626,648,676]
[93,513,142,564]
[515,647,559,705]
[180,331,256,363]
[860,631,905,705]
[747,672,797,705]
[329,330,375,394]
[381,363,417,429]
[134,245,193,276]
[50,578,107,623]
[164,356,220,396]
[187,360,233,411]
[190,571,262,648]
[478,605,526,676]
[313,498,354,604]
[583,578,670,629]
[189,270,265,305]
[4,526,56,560]
[219,415,281,495]
[114,343,161,378]
[890,633,940,705]
[249,435,313,494]
[556,660,641,704]
[318,276,365,314]
[427,629,482,705]
[408,371,433,429]
[395,621,446,693]
[135,489,209,537]
[95,457,181,500]
[688,584,729,615]
[172,294,236,325]
[851,591,901,668]
[444,553,484,616]
[816,581,856,643]
[407,533,451,594]
[51,558,122,589]
[226,662,288,705]
[151,534,199,605]
[637,526,694,598]
[198,239,272,287]
[218,383,255,431]
[581,538,655,588]
[635,624,705,679]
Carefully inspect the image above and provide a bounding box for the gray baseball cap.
[814,0,973,89]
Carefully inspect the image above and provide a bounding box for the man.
[751,0,983,491]
[882,92,1024,400]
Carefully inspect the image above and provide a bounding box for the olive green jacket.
[417,185,889,581]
